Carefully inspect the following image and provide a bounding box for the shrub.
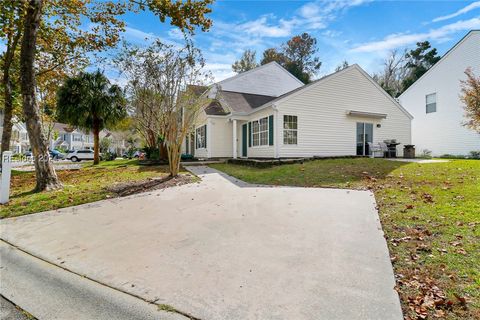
[439,154,466,159]
[142,147,160,160]
[469,150,480,159]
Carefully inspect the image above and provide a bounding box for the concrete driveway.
[0,166,402,320]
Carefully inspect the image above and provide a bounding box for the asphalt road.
[0,296,33,320]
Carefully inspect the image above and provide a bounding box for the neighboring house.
[10,122,29,154]
[187,62,412,159]
[100,130,127,155]
[0,110,30,154]
[51,123,94,151]
[399,30,480,156]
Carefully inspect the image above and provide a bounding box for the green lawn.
[211,159,480,319]
[0,160,173,218]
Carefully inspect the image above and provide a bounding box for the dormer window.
[426,93,436,113]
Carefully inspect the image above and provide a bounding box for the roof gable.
[400,30,480,97]
[217,62,304,97]
[252,64,413,119]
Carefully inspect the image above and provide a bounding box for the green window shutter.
[268,115,274,146]
[248,122,252,147]
[204,124,207,148]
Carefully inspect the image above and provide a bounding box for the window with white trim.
[283,115,298,145]
[426,93,436,113]
[252,117,269,146]
[196,125,206,148]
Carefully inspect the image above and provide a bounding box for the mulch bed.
[108,174,194,197]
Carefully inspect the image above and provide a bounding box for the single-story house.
[398,30,480,156]
[186,62,412,159]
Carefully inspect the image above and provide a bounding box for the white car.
[66,150,100,162]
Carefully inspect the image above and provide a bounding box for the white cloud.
[168,28,185,40]
[123,26,156,42]
[298,0,372,30]
[204,62,235,82]
[351,17,480,52]
[237,15,295,37]
[433,1,480,22]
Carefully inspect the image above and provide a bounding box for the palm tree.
[56,70,126,164]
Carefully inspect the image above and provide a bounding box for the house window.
[426,93,436,113]
[73,134,82,142]
[196,125,206,149]
[252,117,269,146]
[283,115,298,145]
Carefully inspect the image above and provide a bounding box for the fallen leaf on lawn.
[454,294,467,306]
[433,309,445,318]
[422,193,434,203]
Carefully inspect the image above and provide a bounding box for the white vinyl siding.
[399,31,480,156]
[209,117,233,157]
[276,66,411,158]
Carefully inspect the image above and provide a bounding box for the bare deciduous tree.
[373,49,407,98]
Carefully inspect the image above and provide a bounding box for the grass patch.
[211,159,480,319]
[1,159,176,218]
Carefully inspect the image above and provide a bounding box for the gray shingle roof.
[205,100,230,116]
[219,90,277,114]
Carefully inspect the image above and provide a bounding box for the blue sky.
[2,1,477,83]
[119,0,480,82]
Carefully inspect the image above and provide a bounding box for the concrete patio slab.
[0,166,402,320]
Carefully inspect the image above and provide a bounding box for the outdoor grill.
[383,139,400,158]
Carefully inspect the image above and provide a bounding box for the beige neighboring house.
[186,62,412,159]
[0,110,30,154]
[398,30,480,156]
[100,130,128,155]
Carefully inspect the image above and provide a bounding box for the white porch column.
[273,105,280,159]
[232,119,237,159]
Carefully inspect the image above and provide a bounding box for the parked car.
[122,150,144,159]
[133,150,145,158]
[49,149,66,160]
[66,149,102,162]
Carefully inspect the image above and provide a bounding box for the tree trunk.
[167,143,181,177]
[1,73,14,153]
[20,0,61,191]
[159,141,168,160]
[1,28,21,154]
[93,118,100,165]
